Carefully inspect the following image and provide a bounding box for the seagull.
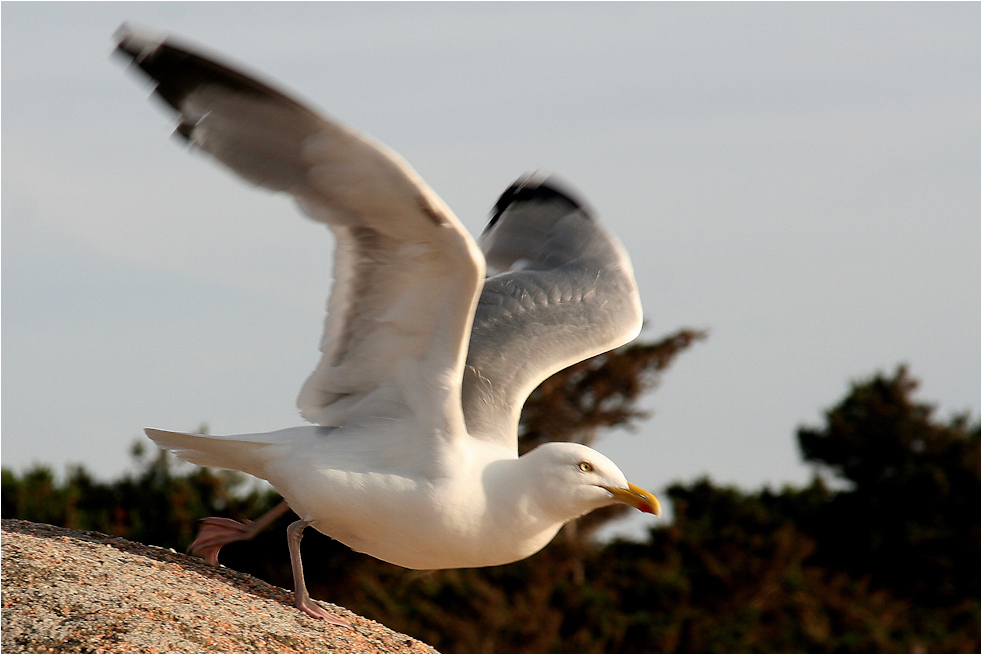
[114,23,660,626]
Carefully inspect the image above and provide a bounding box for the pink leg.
[287,518,351,627]
[188,500,291,566]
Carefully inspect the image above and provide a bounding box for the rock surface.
[1,519,437,654]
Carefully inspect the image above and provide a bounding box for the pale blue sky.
[3,2,979,536]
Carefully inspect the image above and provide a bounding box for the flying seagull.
[114,23,660,626]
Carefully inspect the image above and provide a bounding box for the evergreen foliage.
[3,347,978,652]
[796,366,980,609]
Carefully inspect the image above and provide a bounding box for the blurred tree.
[588,479,978,653]
[796,366,981,607]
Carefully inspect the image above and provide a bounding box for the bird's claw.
[296,596,352,628]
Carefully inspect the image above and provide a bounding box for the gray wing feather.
[462,175,643,449]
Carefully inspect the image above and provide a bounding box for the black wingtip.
[485,173,589,233]
[113,24,303,116]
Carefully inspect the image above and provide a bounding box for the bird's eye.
[578,461,593,473]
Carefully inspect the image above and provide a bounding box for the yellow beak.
[602,482,662,517]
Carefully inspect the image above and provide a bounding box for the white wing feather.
[115,25,484,438]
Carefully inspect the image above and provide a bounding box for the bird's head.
[521,442,661,523]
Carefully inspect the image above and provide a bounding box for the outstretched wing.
[461,174,643,449]
[115,25,484,437]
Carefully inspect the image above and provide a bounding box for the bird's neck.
[481,455,567,546]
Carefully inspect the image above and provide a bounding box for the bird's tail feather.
[144,427,288,479]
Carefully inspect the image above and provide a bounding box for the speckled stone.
[1,519,437,654]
